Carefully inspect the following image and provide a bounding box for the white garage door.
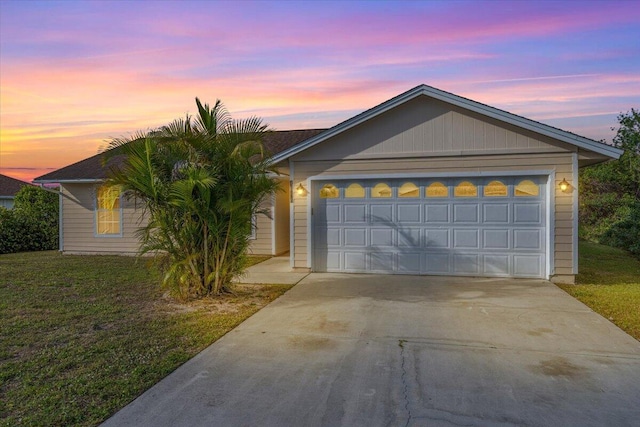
[312,177,547,278]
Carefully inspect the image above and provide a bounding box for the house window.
[319,184,339,198]
[484,180,508,197]
[398,182,419,198]
[426,182,448,198]
[96,184,122,235]
[345,183,365,198]
[372,183,392,198]
[454,181,477,197]
[515,180,539,197]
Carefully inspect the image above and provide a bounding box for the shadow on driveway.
[102,274,640,427]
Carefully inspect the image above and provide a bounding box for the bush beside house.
[0,186,59,254]
[579,109,640,256]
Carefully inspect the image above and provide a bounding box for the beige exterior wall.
[62,180,289,257]
[60,183,144,254]
[273,179,290,255]
[287,97,578,281]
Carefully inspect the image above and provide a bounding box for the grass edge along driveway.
[558,241,640,341]
[0,252,289,427]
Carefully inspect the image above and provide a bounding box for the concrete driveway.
[103,274,640,427]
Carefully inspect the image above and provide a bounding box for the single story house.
[0,173,33,209]
[35,84,622,284]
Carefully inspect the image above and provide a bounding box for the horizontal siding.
[291,152,576,278]
[248,198,273,255]
[61,184,143,254]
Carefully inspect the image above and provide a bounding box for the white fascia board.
[270,84,622,164]
[33,179,104,184]
[421,86,623,159]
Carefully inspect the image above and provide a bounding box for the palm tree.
[105,99,279,299]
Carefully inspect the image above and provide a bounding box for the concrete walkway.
[103,274,640,427]
[236,254,309,285]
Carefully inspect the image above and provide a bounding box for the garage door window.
[345,183,365,198]
[454,181,477,197]
[484,180,508,197]
[426,182,448,198]
[398,182,419,198]
[372,183,392,198]
[515,180,539,197]
[320,184,339,198]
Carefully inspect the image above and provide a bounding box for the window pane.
[454,181,477,197]
[515,180,539,197]
[96,184,122,235]
[372,183,392,198]
[398,182,419,198]
[345,183,365,198]
[319,184,339,198]
[484,180,507,197]
[426,182,448,198]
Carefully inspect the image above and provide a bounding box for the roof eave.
[270,84,623,163]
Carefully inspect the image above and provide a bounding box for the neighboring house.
[0,173,33,209]
[34,84,622,284]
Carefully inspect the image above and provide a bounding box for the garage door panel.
[425,252,451,273]
[397,204,421,222]
[514,229,542,250]
[398,252,421,273]
[483,229,509,249]
[483,204,509,223]
[513,203,542,224]
[454,229,479,249]
[425,229,449,248]
[370,251,394,271]
[344,228,367,246]
[371,228,394,246]
[425,205,449,223]
[453,204,479,223]
[325,205,341,222]
[454,254,480,274]
[483,254,510,275]
[398,228,421,247]
[371,204,393,222]
[514,255,543,277]
[344,204,367,223]
[313,177,546,279]
[344,252,366,271]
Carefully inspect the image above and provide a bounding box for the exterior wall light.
[559,178,570,192]
[296,183,308,196]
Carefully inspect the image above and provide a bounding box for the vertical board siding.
[292,97,573,162]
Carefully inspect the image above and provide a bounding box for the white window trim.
[94,185,124,238]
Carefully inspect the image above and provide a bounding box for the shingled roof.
[34,129,327,183]
[0,173,33,197]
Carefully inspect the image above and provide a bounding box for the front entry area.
[312,176,547,278]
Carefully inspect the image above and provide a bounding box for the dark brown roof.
[34,129,327,183]
[0,173,33,197]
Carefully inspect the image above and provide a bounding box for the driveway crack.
[399,339,412,427]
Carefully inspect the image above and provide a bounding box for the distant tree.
[0,186,59,254]
[105,98,279,299]
[579,109,640,255]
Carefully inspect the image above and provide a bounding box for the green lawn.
[0,252,289,427]
[558,241,640,341]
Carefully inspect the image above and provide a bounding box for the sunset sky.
[1,0,639,183]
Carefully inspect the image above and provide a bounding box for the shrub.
[0,186,58,254]
[600,202,640,256]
